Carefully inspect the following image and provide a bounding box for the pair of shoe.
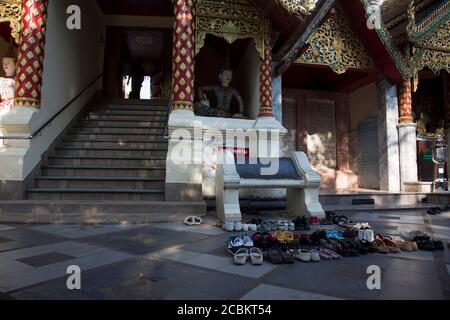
[224,221,257,232]
[317,247,342,260]
[427,207,442,215]
[234,247,263,265]
[353,222,372,230]
[274,230,294,243]
[227,234,254,253]
[277,220,295,231]
[293,249,320,262]
[267,247,294,264]
[184,216,202,226]
[395,240,418,252]
[399,230,429,241]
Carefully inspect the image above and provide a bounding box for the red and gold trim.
[258,26,273,117]
[14,0,49,108]
[398,79,414,124]
[171,0,195,112]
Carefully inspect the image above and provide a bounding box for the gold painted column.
[258,31,273,117]
[14,0,49,108]
[171,0,195,112]
[398,79,414,124]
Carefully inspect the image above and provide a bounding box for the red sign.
[218,146,249,158]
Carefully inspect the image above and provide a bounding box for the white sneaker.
[242,224,249,232]
[242,235,254,248]
[294,249,311,262]
[234,248,248,265]
[234,221,243,232]
[224,221,235,232]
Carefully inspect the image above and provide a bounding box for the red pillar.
[258,31,273,117]
[398,79,414,124]
[171,0,195,112]
[14,0,49,108]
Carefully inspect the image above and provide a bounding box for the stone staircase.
[0,99,206,224]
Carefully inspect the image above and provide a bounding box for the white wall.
[0,0,105,180]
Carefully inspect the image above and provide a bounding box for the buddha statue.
[196,64,244,118]
[435,120,446,137]
[416,112,427,136]
[0,52,17,112]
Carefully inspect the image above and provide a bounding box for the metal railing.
[0,73,103,140]
[163,99,172,139]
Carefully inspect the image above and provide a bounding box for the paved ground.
[0,209,449,300]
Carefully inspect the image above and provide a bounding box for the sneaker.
[242,235,254,248]
[224,221,235,232]
[294,249,311,262]
[234,221,243,232]
[309,249,321,262]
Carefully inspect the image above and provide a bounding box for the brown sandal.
[371,239,389,254]
[382,237,401,253]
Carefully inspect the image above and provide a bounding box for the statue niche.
[195,62,245,118]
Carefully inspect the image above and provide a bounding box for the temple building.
[0,0,448,223]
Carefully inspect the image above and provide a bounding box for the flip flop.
[184,216,202,226]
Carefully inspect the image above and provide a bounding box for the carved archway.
[195,0,268,59]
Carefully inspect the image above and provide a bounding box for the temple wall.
[349,83,378,179]
[0,0,105,198]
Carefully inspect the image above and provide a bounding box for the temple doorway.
[102,26,172,100]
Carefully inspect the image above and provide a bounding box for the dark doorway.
[102,26,172,100]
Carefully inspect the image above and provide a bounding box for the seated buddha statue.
[0,53,16,112]
[195,64,245,118]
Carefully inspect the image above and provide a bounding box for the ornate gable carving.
[0,0,22,44]
[295,5,374,74]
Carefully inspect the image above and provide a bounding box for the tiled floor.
[0,209,449,300]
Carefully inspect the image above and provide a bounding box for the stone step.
[35,176,165,189]
[0,200,206,224]
[71,126,164,135]
[90,105,168,112]
[92,99,169,108]
[88,108,167,116]
[54,147,167,158]
[85,113,167,122]
[26,188,165,201]
[61,140,168,149]
[66,132,166,141]
[48,156,166,167]
[78,120,166,128]
[42,165,166,178]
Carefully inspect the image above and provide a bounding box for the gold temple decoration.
[295,6,374,74]
[0,0,22,44]
[275,0,317,16]
[406,1,450,91]
[195,0,267,59]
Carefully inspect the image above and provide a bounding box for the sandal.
[371,239,389,254]
[283,231,294,244]
[275,230,286,243]
[381,236,401,253]
[234,248,248,265]
[267,247,283,264]
[250,247,263,265]
[184,216,202,226]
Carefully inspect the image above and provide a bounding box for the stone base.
[165,182,203,202]
[404,181,433,193]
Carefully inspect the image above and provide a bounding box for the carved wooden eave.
[274,0,335,76]
[195,0,268,59]
[295,5,375,74]
[274,0,318,16]
[0,0,22,44]
[406,0,450,90]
